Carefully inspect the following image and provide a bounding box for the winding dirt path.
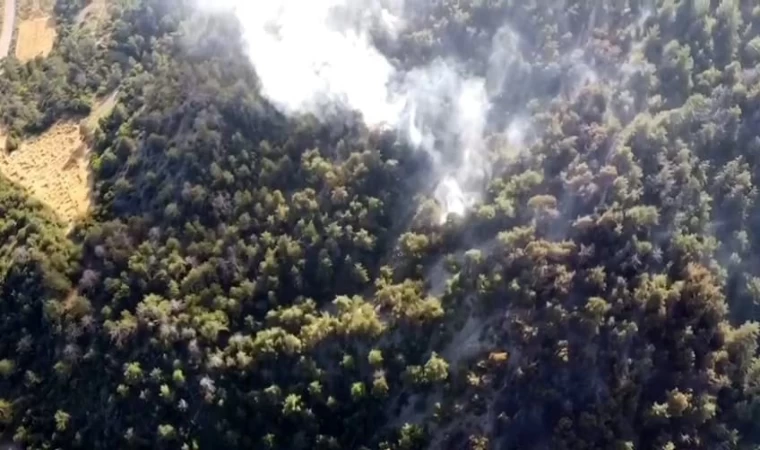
[0,0,16,59]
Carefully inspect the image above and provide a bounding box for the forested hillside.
[4,0,760,449]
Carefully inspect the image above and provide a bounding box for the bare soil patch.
[0,93,119,223]
[0,122,91,223]
[15,16,55,61]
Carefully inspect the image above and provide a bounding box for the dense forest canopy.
[4,0,760,449]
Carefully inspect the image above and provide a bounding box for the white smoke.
[214,0,406,126]
[505,117,529,148]
[397,61,490,222]
[200,0,510,223]
[487,24,522,98]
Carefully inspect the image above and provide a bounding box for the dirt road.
[0,0,16,59]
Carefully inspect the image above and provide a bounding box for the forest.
[3,0,760,449]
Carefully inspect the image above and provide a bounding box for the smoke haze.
[202,0,520,222]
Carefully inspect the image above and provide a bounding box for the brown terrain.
[15,0,56,62]
[0,93,118,224]
[0,123,92,223]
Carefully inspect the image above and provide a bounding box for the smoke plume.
[200,0,502,223]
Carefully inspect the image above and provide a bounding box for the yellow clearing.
[0,123,91,223]
[15,16,56,61]
[0,93,118,224]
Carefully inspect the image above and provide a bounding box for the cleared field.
[0,122,91,223]
[15,16,56,61]
[0,93,119,223]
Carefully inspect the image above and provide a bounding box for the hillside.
[2,0,760,449]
